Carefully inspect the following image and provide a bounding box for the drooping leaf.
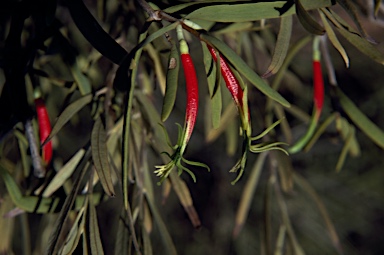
[201,33,290,107]
[263,15,293,78]
[87,193,104,255]
[295,0,325,35]
[45,147,91,255]
[44,94,93,145]
[233,152,268,237]
[69,59,92,96]
[59,206,86,255]
[91,117,115,197]
[146,43,167,94]
[337,87,384,149]
[185,0,334,22]
[319,11,349,67]
[65,0,127,64]
[161,42,180,122]
[202,42,222,129]
[42,149,85,197]
[122,31,147,211]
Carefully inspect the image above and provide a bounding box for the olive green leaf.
[263,15,293,78]
[201,33,290,107]
[185,0,334,22]
[69,59,92,96]
[59,206,86,255]
[295,0,325,35]
[44,94,93,145]
[337,87,384,149]
[91,117,115,197]
[161,42,180,122]
[45,147,91,255]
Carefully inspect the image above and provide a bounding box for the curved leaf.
[91,117,115,197]
[65,0,127,64]
[263,15,293,78]
[87,194,104,255]
[44,94,93,145]
[201,33,290,107]
[295,0,325,35]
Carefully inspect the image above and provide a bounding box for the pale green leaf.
[161,42,180,122]
[42,149,85,197]
[201,33,290,107]
[69,59,92,96]
[45,94,93,145]
[60,206,86,255]
[263,15,293,78]
[337,87,384,149]
[185,1,334,22]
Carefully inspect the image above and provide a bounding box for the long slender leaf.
[45,147,91,255]
[295,0,325,35]
[319,11,349,67]
[233,152,268,237]
[42,149,85,197]
[44,94,93,145]
[87,193,104,255]
[91,117,115,197]
[59,206,86,255]
[263,15,293,78]
[201,33,290,107]
[337,87,384,149]
[185,1,334,22]
[161,42,180,122]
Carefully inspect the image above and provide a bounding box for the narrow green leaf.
[335,125,355,172]
[122,30,148,211]
[201,33,290,107]
[319,11,349,67]
[91,117,115,197]
[263,15,293,78]
[44,94,93,145]
[69,59,92,96]
[233,152,268,237]
[87,194,104,255]
[65,0,128,64]
[337,87,384,149]
[161,42,180,122]
[334,25,384,65]
[185,1,334,22]
[42,149,85,197]
[336,0,371,41]
[295,0,325,35]
[374,0,382,17]
[293,173,343,254]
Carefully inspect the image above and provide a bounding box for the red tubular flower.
[313,57,324,120]
[35,97,52,165]
[180,53,198,150]
[207,45,243,109]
